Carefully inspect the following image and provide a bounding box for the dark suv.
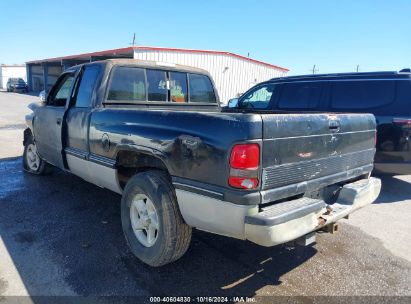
[7,78,28,92]
[232,70,411,175]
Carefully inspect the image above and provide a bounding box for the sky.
[0,0,410,75]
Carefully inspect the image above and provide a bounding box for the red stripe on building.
[26,46,289,72]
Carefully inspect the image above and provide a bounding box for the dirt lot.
[0,91,410,300]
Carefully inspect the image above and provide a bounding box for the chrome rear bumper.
[244,177,381,247]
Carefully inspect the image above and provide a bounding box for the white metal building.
[0,64,27,89]
[26,46,288,102]
[133,47,288,102]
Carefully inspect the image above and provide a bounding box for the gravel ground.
[0,91,410,300]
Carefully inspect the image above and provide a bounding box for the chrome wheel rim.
[130,194,159,247]
[26,143,40,171]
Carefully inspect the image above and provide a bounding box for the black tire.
[121,170,192,267]
[23,134,53,175]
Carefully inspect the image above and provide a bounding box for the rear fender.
[114,144,171,189]
[114,144,168,166]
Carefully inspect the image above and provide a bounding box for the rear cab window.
[107,67,146,102]
[106,65,217,105]
[170,72,188,103]
[147,69,167,102]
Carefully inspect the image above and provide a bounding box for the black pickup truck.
[24,59,381,267]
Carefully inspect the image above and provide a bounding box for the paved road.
[0,91,34,158]
[0,92,410,298]
[0,158,410,298]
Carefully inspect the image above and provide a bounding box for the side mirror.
[39,90,47,103]
[228,98,238,108]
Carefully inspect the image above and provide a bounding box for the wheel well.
[116,150,170,189]
[23,128,33,146]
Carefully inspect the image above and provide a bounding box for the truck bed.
[91,108,376,205]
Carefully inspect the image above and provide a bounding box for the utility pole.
[310,65,319,74]
[129,33,136,46]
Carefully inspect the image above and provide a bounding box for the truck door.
[33,72,75,169]
[64,64,122,192]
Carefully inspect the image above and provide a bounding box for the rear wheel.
[121,170,192,267]
[23,134,53,175]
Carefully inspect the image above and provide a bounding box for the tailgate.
[260,113,376,196]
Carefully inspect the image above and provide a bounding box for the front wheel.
[23,134,53,175]
[121,170,192,267]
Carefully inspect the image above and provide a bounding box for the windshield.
[238,84,276,109]
[11,78,25,84]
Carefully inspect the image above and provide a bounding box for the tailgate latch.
[328,119,341,133]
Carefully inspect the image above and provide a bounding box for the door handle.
[56,118,62,125]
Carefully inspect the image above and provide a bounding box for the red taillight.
[229,176,259,189]
[229,144,260,189]
[393,118,411,125]
[230,144,260,169]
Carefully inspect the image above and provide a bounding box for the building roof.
[26,46,289,72]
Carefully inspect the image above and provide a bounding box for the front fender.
[23,128,32,146]
[25,113,34,129]
[25,102,40,131]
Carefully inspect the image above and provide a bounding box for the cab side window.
[73,65,101,108]
[47,74,74,107]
